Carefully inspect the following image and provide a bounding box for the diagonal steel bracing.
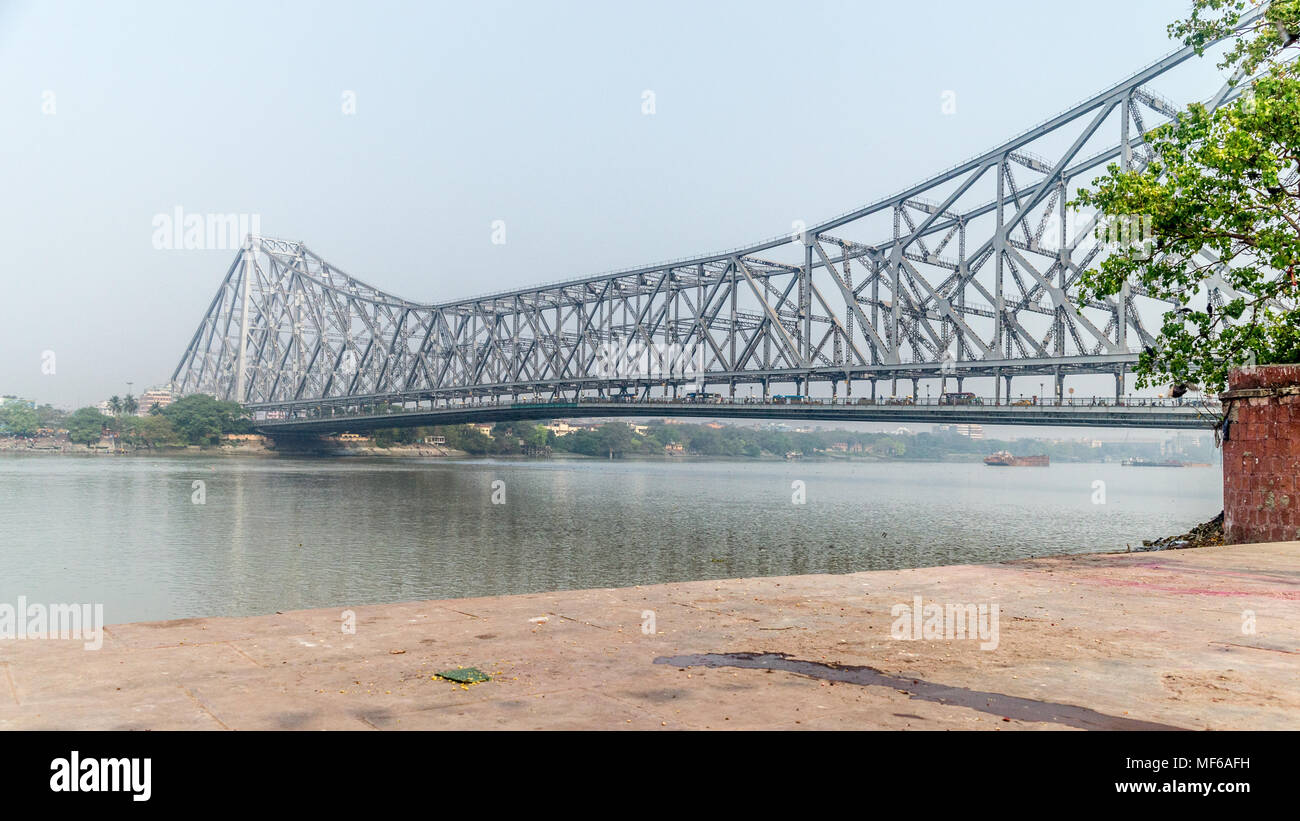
[172,37,1254,414]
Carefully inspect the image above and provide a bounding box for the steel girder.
[171,41,1250,411]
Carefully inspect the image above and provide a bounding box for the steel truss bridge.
[173,38,1246,434]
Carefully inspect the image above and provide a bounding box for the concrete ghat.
[1,542,1297,730]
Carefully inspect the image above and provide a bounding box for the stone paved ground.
[1,542,1296,730]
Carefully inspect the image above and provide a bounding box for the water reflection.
[0,455,1221,623]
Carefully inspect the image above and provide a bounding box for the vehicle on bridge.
[884,396,915,405]
[939,392,983,406]
[685,391,723,404]
[771,394,807,405]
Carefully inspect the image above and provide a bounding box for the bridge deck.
[253,399,1221,434]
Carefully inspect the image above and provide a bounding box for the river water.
[0,454,1221,624]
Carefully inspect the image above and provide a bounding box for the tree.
[0,403,39,436]
[438,424,493,454]
[120,415,180,449]
[35,404,64,427]
[66,407,109,446]
[595,423,634,458]
[159,394,248,445]
[522,423,549,450]
[122,394,139,416]
[558,429,602,456]
[1072,0,1300,392]
[108,395,122,416]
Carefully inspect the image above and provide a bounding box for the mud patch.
[354,707,394,728]
[273,710,317,729]
[1161,669,1282,703]
[655,652,1184,731]
[627,688,688,704]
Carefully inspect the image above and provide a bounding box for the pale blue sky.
[0,0,1224,407]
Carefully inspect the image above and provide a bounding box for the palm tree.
[108,395,122,416]
[123,394,139,416]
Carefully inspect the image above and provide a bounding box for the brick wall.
[1222,365,1300,543]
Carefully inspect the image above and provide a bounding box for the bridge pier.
[1004,374,1013,404]
[870,379,877,401]
[1115,367,1125,402]
[1055,369,1064,406]
[911,377,919,401]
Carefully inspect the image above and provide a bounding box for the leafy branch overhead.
[1072,0,1300,392]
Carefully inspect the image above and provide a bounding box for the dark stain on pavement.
[654,652,1185,731]
[274,711,317,729]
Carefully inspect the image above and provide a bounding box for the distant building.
[0,396,35,409]
[545,420,601,436]
[137,387,175,416]
[469,423,495,438]
[937,423,984,440]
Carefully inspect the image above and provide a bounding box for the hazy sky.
[0,0,1229,408]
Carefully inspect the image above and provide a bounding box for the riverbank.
[0,438,467,459]
[2,541,1293,730]
[0,441,1219,467]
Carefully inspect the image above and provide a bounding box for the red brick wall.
[1222,365,1300,544]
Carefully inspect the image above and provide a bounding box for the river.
[0,454,1221,623]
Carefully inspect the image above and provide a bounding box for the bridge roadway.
[251,397,1221,435]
